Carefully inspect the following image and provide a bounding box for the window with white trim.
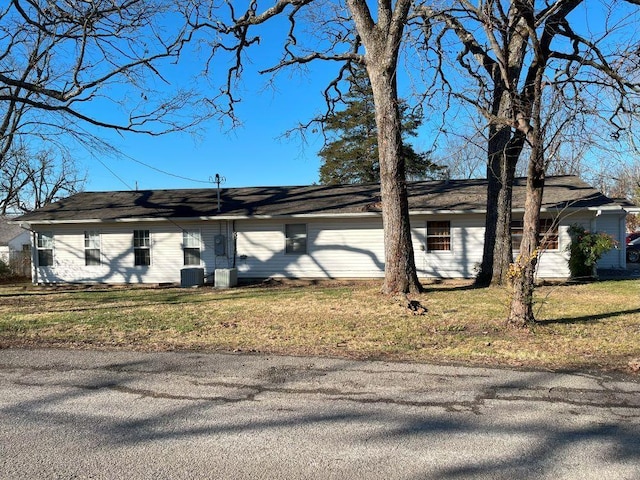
[285,224,307,254]
[84,231,101,266]
[183,230,201,265]
[37,231,54,266]
[133,230,150,266]
[426,221,451,251]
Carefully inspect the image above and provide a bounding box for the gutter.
[16,205,610,227]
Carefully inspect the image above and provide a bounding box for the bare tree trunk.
[492,153,517,285]
[441,5,531,288]
[348,0,421,295]
[476,122,515,287]
[476,92,522,287]
[492,133,526,285]
[508,143,544,327]
[369,67,422,295]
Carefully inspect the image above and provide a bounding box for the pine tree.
[319,67,443,185]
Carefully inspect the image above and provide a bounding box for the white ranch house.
[13,176,634,286]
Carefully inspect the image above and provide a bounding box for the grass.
[1,279,639,374]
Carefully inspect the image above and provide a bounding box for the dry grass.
[1,279,639,374]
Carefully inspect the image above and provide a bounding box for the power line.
[120,152,213,185]
[92,156,230,274]
[94,157,134,191]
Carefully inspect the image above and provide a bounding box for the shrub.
[567,224,618,279]
[0,259,12,280]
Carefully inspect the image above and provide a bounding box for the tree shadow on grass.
[537,307,640,325]
[420,280,479,294]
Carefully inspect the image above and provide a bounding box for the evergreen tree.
[319,67,443,185]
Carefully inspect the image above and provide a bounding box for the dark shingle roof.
[14,176,619,224]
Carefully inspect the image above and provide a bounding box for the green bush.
[0,259,12,280]
[567,224,618,279]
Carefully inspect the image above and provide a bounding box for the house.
[12,176,635,285]
[0,216,31,276]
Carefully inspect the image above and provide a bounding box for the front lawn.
[1,279,638,374]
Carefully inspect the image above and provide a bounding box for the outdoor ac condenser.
[214,268,238,288]
[181,268,204,288]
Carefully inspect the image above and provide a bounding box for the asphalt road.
[0,349,639,479]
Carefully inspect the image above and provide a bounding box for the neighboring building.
[12,176,635,285]
[0,216,31,276]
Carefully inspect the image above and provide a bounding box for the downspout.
[226,220,232,268]
[31,230,38,285]
[620,213,627,268]
[232,220,237,268]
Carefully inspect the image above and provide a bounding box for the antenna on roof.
[442,167,450,184]
[211,174,226,212]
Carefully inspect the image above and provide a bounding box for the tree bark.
[491,132,525,285]
[475,122,515,287]
[507,153,544,327]
[464,6,530,288]
[348,0,421,295]
[492,148,517,285]
[369,70,422,294]
[475,90,522,287]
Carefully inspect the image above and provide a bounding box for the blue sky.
[83,71,332,192]
[79,15,354,193]
[83,64,441,193]
[75,8,445,193]
[85,95,323,192]
[73,1,637,194]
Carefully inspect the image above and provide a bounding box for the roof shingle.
[14,176,619,223]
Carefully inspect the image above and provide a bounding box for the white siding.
[532,211,627,275]
[528,211,625,277]
[235,218,386,278]
[592,213,627,269]
[8,230,30,252]
[2,230,30,266]
[28,210,627,284]
[31,222,233,284]
[413,215,485,279]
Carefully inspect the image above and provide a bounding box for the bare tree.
[190,0,438,294]
[507,1,640,326]
[424,0,640,289]
[424,0,640,324]
[433,128,486,180]
[422,2,532,286]
[1,144,85,214]
[0,0,209,209]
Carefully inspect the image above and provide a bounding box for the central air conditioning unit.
[215,268,238,288]
[180,268,204,287]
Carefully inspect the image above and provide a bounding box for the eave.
[16,204,622,227]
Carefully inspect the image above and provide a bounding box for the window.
[511,219,559,251]
[133,230,150,266]
[539,218,559,250]
[285,224,307,254]
[183,230,201,265]
[511,221,524,251]
[426,221,451,251]
[84,231,101,266]
[37,232,54,266]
